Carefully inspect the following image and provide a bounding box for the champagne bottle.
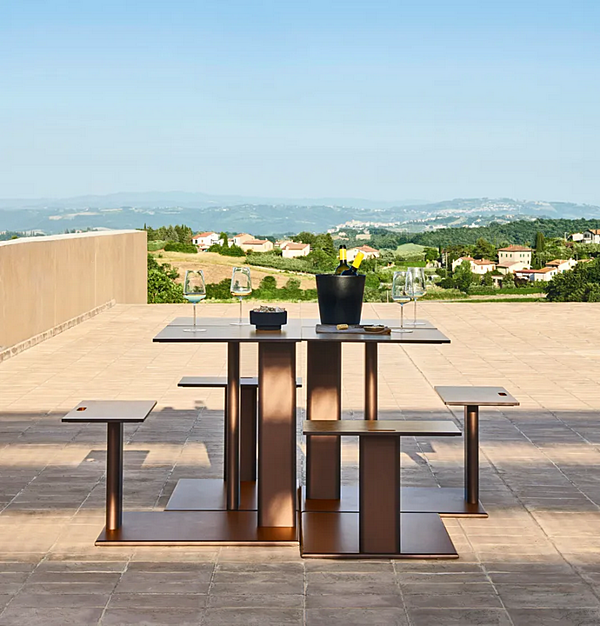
[334,245,350,275]
[341,251,365,275]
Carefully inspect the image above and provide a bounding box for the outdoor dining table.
[150,320,303,544]
[145,317,457,556]
[86,316,455,554]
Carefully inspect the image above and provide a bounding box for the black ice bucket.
[316,274,366,325]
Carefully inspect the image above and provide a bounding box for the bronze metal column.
[106,422,123,531]
[223,390,228,482]
[364,343,378,421]
[359,435,401,554]
[226,341,241,510]
[465,405,479,505]
[240,385,258,482]
[258,342,296,527]
[306,341,342,499]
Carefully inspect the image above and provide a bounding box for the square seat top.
[303,419,461,437]
[434,386,519,407]
[62,400,157,423]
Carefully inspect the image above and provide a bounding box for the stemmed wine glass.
[183,270,207,332]
[230,267,252,326]
[406,266,427,326]
[391,271,413,334]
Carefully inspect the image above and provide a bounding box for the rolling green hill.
[413,218,600,248]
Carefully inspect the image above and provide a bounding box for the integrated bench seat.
[302,419,461,557]
[179,376,302,482]
[435,386,519,514]
[62,400,156,533]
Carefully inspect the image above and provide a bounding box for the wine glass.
[391,271,413,334]
[230,267,252,325]
[406,266,427,326]
[183,270,207,332]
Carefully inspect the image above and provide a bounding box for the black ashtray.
[250,306,288,331]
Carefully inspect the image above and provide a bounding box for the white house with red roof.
[545,259,577,273]
[498,245,532,268]
[239,238,274,253]
[451,256,496,274]
[584,229,600,244]
[514,267,558,282]
[192,231,222,250]
[280,242,311,258]
[348,245,380,261]
[231,233,254,247]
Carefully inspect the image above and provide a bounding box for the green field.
[395,243,426,256]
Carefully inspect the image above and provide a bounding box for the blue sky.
[1,0,599,203]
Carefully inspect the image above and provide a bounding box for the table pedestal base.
[300,511,457,558]
[301,485,487,518]
[96,511,297,545]
[165,478,258,511]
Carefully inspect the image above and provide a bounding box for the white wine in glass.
[406,266,427,326]
[183,270,207,332]
[230,267,252,326]
[391,270,413,334]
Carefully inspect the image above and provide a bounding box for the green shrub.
[206,278,234,300]
[246,252,322,274]
[147,254,185,303]
[422,288,467,300]
[164,242,198,254]
[208,243,246,257]
[545,258,600,301]
[147,240,166,251]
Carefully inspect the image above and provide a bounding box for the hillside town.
[190,230,381,262]
[452,246,583,285]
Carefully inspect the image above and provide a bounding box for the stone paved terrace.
[1,301,600,625]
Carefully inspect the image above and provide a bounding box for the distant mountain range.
[1,192,599,235]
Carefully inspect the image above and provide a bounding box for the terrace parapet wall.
[0,230,147,350]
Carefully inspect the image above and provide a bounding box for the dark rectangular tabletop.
[435,386,519,406]
[62,400,157,423]
[153,324,303,343]
[300,325,450,344]
[304,419,461,437]
[155,319,446,344]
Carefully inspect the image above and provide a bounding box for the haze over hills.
[1,192,599,235]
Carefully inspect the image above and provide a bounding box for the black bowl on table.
[249,308,288,331]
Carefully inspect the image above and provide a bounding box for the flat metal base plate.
[96,511,298,545]
[165,479,258,511]
[301,485,487,518]
[300,511,458,558]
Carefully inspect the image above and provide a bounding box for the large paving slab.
[0,301,599,624]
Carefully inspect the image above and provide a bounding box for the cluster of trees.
[545,258,600,302]
[147,255,185,303]
[144,224,193,245]
[164,242,197,254]
[207,275,316,302]
[414,218,600,248]
[207,232,245,257]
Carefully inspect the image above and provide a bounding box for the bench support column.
[306,342,341,500]
[106,422,124,532]
[226,342,241,510]
[359,435,400,554]
[240,386,257,482]
[465,405,479,505]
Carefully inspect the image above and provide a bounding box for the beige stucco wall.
[0,230,147,349]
